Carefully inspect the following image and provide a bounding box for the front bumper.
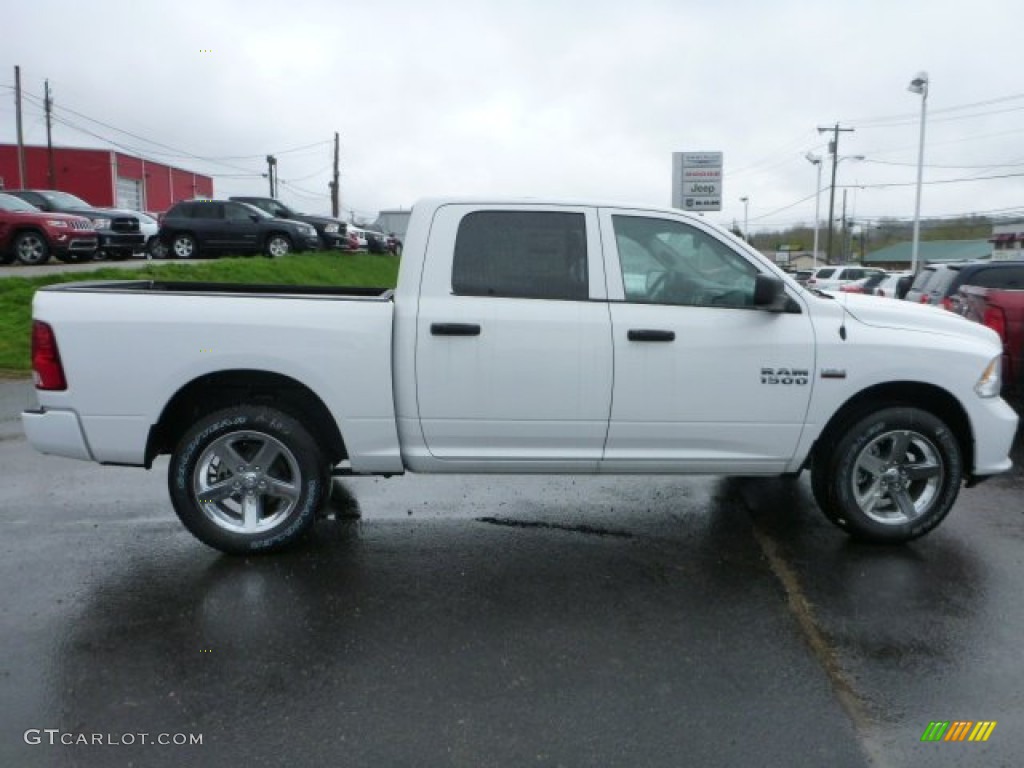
[969,395,1019,477]
[21,408,93,461]
[318,231,347,249]
[99,231,145,252]
[50,235,99,256]
[296,235,321,252]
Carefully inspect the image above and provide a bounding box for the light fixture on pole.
[739,196,749,241]
[805,153,823,268]
[907,71,929,274]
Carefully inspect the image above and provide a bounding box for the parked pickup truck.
[958,285,1024,394]
[22,198,1018,554]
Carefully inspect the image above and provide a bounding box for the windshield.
[37,190,93,208]
[0,193,41,212]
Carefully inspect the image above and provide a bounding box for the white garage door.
[116,177,142,211]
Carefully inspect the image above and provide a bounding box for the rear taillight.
[983,307,1007,343]
[32,321,67,391]
[919,295,930,304]
[941,296,954,312]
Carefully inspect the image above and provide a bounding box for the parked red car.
[0,192,98,266]
[958,285,1024,394]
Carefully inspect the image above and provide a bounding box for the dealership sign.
[672,152,722,211]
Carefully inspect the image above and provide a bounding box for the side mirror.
[753,274,795,312]
[250,214,260,222]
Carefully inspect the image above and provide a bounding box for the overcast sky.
[4,0,1023,234]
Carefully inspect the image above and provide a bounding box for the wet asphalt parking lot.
[1,377,1022,767]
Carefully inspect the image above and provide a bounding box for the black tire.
[13,231,51,266]
[168,405,330,554]
[171,233,198,259]
[813,407,963,543]
[147,237,169,260]
[265,233,292,258]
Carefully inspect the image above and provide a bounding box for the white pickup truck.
[22,198,1018,553]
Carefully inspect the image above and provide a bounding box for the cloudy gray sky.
[4,0,1023,233]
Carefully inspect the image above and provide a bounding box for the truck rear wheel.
[168,405,329,554]
[812,406,963,543]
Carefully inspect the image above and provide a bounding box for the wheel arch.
[263,230,293,246]
[146,369,347,468]
[810,381,973,475]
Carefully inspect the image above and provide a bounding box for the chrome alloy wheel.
[267,236,291,257]
[851,429,943,526]
[192,430,302,534]
[16,233,48,264]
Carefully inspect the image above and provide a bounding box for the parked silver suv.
[805,265,885,292]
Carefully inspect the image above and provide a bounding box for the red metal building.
[0,144,214,214]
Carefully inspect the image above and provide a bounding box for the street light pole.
[908,71,929,274]
[805,153,822,268]
[740,196,749,241]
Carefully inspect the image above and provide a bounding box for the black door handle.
[431,323,481,336]
[627,329,675,342]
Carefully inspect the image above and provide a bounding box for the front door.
[414,204,612,468]
[599,209,815,473]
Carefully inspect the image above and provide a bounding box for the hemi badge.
[821,368,847,379]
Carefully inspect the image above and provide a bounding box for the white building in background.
[990,221,1024,261]
[374,209,412,241]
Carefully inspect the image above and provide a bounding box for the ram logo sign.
[760,368,809,385]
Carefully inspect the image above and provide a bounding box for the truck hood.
[837,292,999,346]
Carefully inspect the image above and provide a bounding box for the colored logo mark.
[921,721,997,742]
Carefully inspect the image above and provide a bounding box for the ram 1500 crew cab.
[22,198,1019,553]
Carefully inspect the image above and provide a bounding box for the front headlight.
[92,217,111,229]
[975,356,1002,398]
[303,225,317,236]
[324,223,339,233]
[46,219,69,228]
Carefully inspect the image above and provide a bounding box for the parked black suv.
[905,261,1024,310]
[158,200,320,259]
[229,196,347,250]
[4,189,144,261]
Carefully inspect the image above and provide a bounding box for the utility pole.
[330,132,340,218]
[44,79,56,188]
[266,155,277,197]
[840,189,848,263]
[816,123,854,264]
[14,66,27,188]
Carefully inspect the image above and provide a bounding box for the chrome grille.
[111,217,140,233]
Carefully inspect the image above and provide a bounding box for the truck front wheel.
[813,407,963,543]
[169,405,329,554]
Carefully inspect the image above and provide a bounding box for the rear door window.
[452,211,588,301]
[815,268,836,279]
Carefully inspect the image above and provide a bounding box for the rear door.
[599,209,815,473]
[222,202,260,252]
[413,204,612,466]
[188,202,226,248]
